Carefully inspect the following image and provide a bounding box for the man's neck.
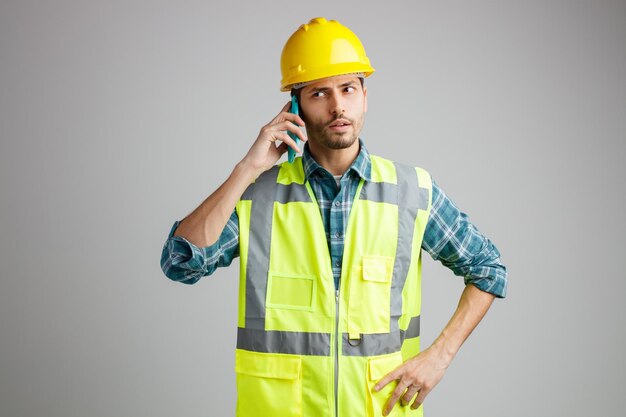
[307,139,360,176]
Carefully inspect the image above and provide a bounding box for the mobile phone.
[287,95,301,164]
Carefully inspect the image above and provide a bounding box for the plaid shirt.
[161,138,507,297]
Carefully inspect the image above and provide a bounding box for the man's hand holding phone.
[241,101,307,179]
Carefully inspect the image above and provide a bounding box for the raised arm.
[173,101,307,248]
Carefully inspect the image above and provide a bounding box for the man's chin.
[320,134,358,150]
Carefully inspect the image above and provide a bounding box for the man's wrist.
[235,158,264,183]
[429,334,458,368]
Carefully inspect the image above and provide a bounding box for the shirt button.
[334,201,341,207]
[335,231,342,238]
[335,261,341,267]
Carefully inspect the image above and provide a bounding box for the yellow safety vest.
[234,154,432,417]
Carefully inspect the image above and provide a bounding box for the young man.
[161,17,507,417]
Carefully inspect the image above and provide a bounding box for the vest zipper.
[334,288,340,417]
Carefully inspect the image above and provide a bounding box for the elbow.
[160,246,209,285]
[160,258,206,285]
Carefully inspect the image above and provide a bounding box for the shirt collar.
[302,138,372,183]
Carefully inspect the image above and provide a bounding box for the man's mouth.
[328,119,352,131]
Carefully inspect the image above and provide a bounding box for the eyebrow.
[310,81,358,93]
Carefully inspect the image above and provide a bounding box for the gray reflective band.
[241,185,254,201]
[342,316,421,357]
[244,182,311,203]
[359,181,398,204]
[244,166,279,329]
[390,163,429,329]
[237,327,331,356]
[404,315,420,339]
[342,331,401,357]
[276,182,311,204]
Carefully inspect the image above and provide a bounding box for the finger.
[410,388,430,410]
[273,120,307,143]
[400,385,420,407]
[268,102,293,124]
[273,131,301,153]
[383,383,408,416]
[279,101,291,114]
[273,102,305,127]
[276,111,306,128]
[374,371,399,392]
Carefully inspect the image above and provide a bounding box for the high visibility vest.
[234,154,432,417]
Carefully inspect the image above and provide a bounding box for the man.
[161,17,507,417]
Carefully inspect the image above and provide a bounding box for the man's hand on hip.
[374,285,496,416]
[374,345,449,415]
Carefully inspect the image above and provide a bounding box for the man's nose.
[329,92,345,116]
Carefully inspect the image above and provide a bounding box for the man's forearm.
[430,283,496,366]
[375,283,497,415]
[172,102,306,249]
[173,160,259,248]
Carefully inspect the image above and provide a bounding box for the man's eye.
[345,86,355,93]
[312,91,325,98]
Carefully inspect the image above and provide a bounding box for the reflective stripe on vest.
[242,165,279,330]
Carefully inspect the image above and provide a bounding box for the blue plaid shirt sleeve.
[160,209,240,284]
[422,180,508,298]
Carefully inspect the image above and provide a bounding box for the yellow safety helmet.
[280,17,375,91]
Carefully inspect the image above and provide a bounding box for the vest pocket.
[266,273,316,312]
[348,255,394,335]
[235,349,302,417]
[366,352,407,417]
